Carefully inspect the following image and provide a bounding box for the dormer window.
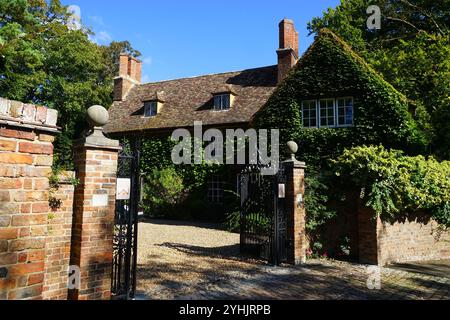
[213,94,231,111]
[144,101,158,117]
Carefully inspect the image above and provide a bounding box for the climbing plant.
[332,145,450,227]
[254,29,428,169]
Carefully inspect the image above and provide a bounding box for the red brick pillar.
[0,98,59,300]
[283,142,307,265]
[68,106,120,300]
[357,206,380,265]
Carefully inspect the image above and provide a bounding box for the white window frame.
[301,100,318,128]
[213,94,231,111]
[301,97,354,129]
[319,99,336,128]
[144,101,158,117]
[336,97,354,127]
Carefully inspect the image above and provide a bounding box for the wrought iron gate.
[238,164,287,265]
[111,138,141,300]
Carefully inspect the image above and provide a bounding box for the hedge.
[333,145,450,227]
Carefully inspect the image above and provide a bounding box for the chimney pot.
[277,18,299,83]
[114,54,142,101]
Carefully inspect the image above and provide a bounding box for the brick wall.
[0,98,58,300]
[319,195,359,260]
[69,146,118,300]
[358,208,450,266]
[42,172,75,300]
[284,160,307,265]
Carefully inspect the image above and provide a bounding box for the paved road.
[136,220,450,300]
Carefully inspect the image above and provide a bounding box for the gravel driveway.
[136,220,450,300]
[136,219,261,299]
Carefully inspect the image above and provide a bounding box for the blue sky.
[62,0,341,82]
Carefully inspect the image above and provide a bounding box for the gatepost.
[283,142,307,265]
[68,106,120,300]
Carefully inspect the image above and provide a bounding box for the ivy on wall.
[253,29,429,169]
[333,146,450,227]
[140,137,227,220]
[253,29,440,249]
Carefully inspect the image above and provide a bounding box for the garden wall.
[0,98,59,300]
[42,172,75,300]
[1,97,118,300]
[358,207,450,266]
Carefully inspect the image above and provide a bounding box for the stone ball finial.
[287,141,298,156]
[87,105,109,127]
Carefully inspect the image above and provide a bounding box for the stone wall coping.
[0,97,60,132]
[282,159,307,169]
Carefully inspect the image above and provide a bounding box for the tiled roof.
[104,65,278,135]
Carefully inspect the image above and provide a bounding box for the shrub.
[223,190,273,234]
[305,172,336,233]
[142,167,186,218]
[332,145,450,227]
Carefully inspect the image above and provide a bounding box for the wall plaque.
[116,178,131,200]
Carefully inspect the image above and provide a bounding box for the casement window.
[301,100,318,128]
[301,97,354,128]
[207,175,224,203]
[319,99,336,127]
[213,94,231,111]
[144,101,158,117]
[337,98,354,127]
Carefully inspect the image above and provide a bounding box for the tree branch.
[385,16,422,33]
[399,0,446,35]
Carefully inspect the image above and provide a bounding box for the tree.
[308,0,450,159]
[0,0,140,169]
[101,41,141,79]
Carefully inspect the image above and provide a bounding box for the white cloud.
[89,15,105,26]
[90,31,112,44]
[97,31,112,42]
[142,57,153,65]
[67,5,82,31]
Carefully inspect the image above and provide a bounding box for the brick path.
[136,220,450,300]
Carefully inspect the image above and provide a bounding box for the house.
[105,18,421,220]
[104,19,302,214]
[105,19,300,137]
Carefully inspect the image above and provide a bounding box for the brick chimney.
[114,54,142,101]
[277,18,299,83]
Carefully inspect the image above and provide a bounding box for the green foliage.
[224,210,241,233]
[224,211,272,234]
[141,137,223,189]
[253,27,427,249]
[307,0,450,159]
[0,0,140,169]
[305,172,336,232]
[333,145,450,227]
[140,137,226,220]
[142,167,186,218]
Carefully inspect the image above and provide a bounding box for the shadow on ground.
[135,221,450,300]
[389,260,450,279]
[137,243,450,300]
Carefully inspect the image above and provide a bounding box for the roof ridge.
[140,65,277,86]
[298,28,407,101]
